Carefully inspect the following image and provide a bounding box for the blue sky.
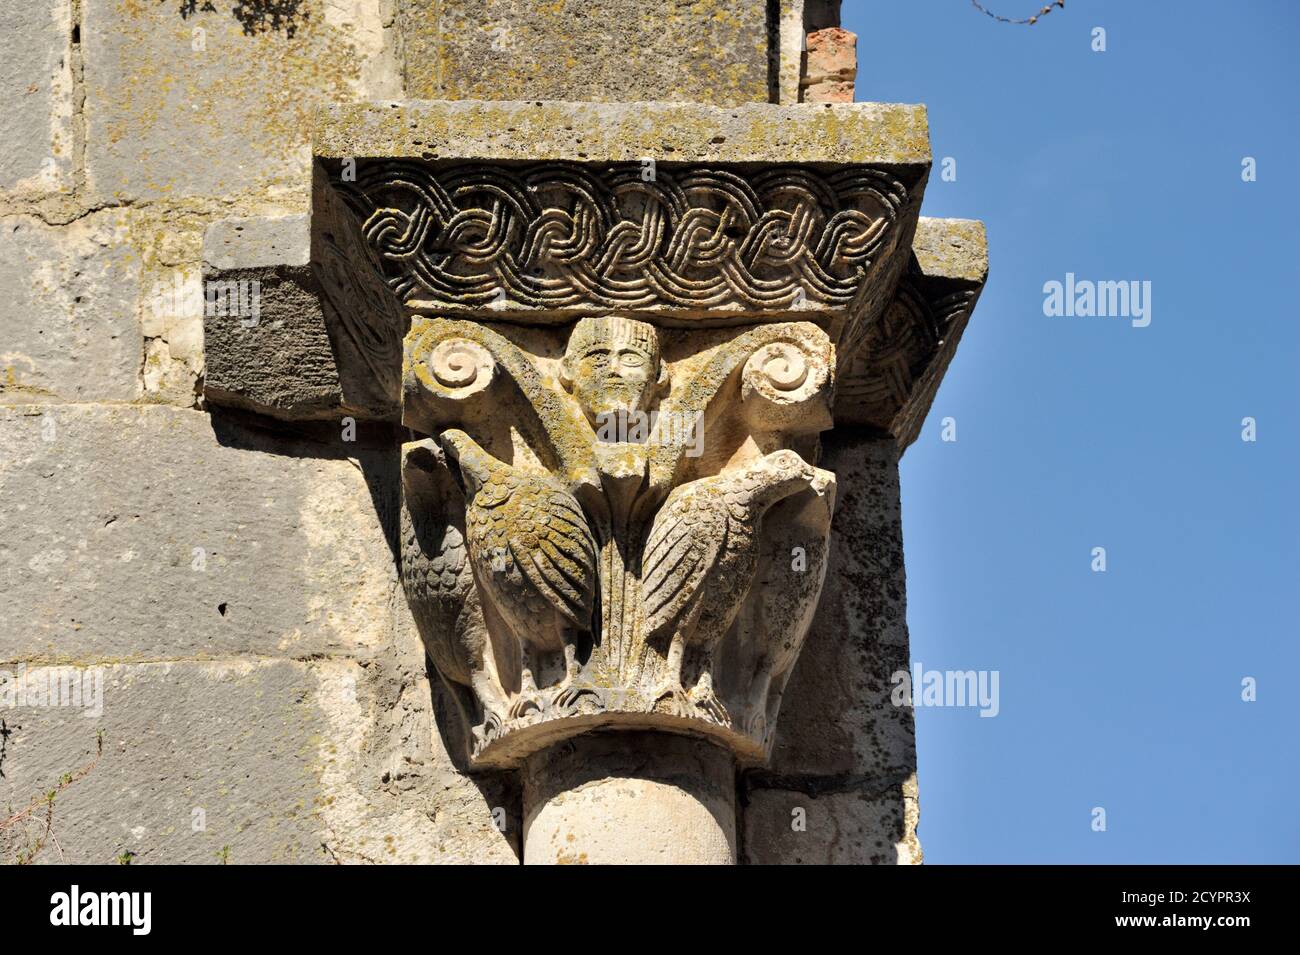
[842,0,1299,863]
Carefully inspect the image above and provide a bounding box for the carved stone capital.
[400,312,839,766]
[266,100,988,768]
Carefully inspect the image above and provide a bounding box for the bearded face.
[568,342,657,426]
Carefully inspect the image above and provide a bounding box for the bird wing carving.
[641,484,727,639]
[509,487,598,632]
[468,473,598,636]
[400,441,483,689]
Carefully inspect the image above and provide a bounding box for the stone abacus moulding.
[335,161,908,314]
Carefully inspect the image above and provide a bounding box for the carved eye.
[619,351,646,369]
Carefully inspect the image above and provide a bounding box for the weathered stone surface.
[766,433,915,779]
[912,216,990,284]
[741,777,921,865]
[742,433,922,864]
[315,100,931,168]
[82,0,400,204]
[201,186,410,420]
[1,660,328,864]
[0,404,399,664]
[802,27,856,103]
[776,1,805,104]
[203,214,311,271]
[316,640,521,865]
[0,1,73,195]
[523,733,735,865]
[0,212,142,404]
[200,264,346,419]
[0,657,519,864]
[396,0,769,104]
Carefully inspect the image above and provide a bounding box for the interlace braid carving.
[339,162,906,310]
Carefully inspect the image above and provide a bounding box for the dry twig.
[971,1,1065,25]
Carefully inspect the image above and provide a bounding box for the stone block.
[0,658,519,864]
[0,404,400,664]
[0,1,73,195]
[82,0,400,204]
[741,778,921,864]
[203,214,311,272]
[200,182,409,420]
[776,1,805,104]
[316,99,931,169]
[396,0,770,104]
[0,212,142,404]
[766,433,916,779]
[200,263,347,419]
[0,660,329,864]
[912,216,990,284]
[199,214,336,418]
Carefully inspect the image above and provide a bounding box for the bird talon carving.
[473,711,505,749]
[552,682,603,712]
[651,684,695,719]
[508,692,546,720]
[689,685,730,726]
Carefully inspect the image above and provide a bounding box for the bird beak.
[437,430,469,491]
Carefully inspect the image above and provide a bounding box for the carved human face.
[569,342,658,425]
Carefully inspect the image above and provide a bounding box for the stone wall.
[0,1,917,865]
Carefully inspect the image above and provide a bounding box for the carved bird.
[400,440,506,744]
[439,428,599,718]
[640,449,831,723]
[728,471,835,741]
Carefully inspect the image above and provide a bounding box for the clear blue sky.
[843,0,1299,863]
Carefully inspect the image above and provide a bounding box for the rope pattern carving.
[339,161,907,311]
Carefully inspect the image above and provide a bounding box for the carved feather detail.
[641,450,819,654]
[442,429,598,650]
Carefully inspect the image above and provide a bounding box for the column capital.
[202,99,985,771]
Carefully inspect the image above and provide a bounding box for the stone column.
[523,733,736,865]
